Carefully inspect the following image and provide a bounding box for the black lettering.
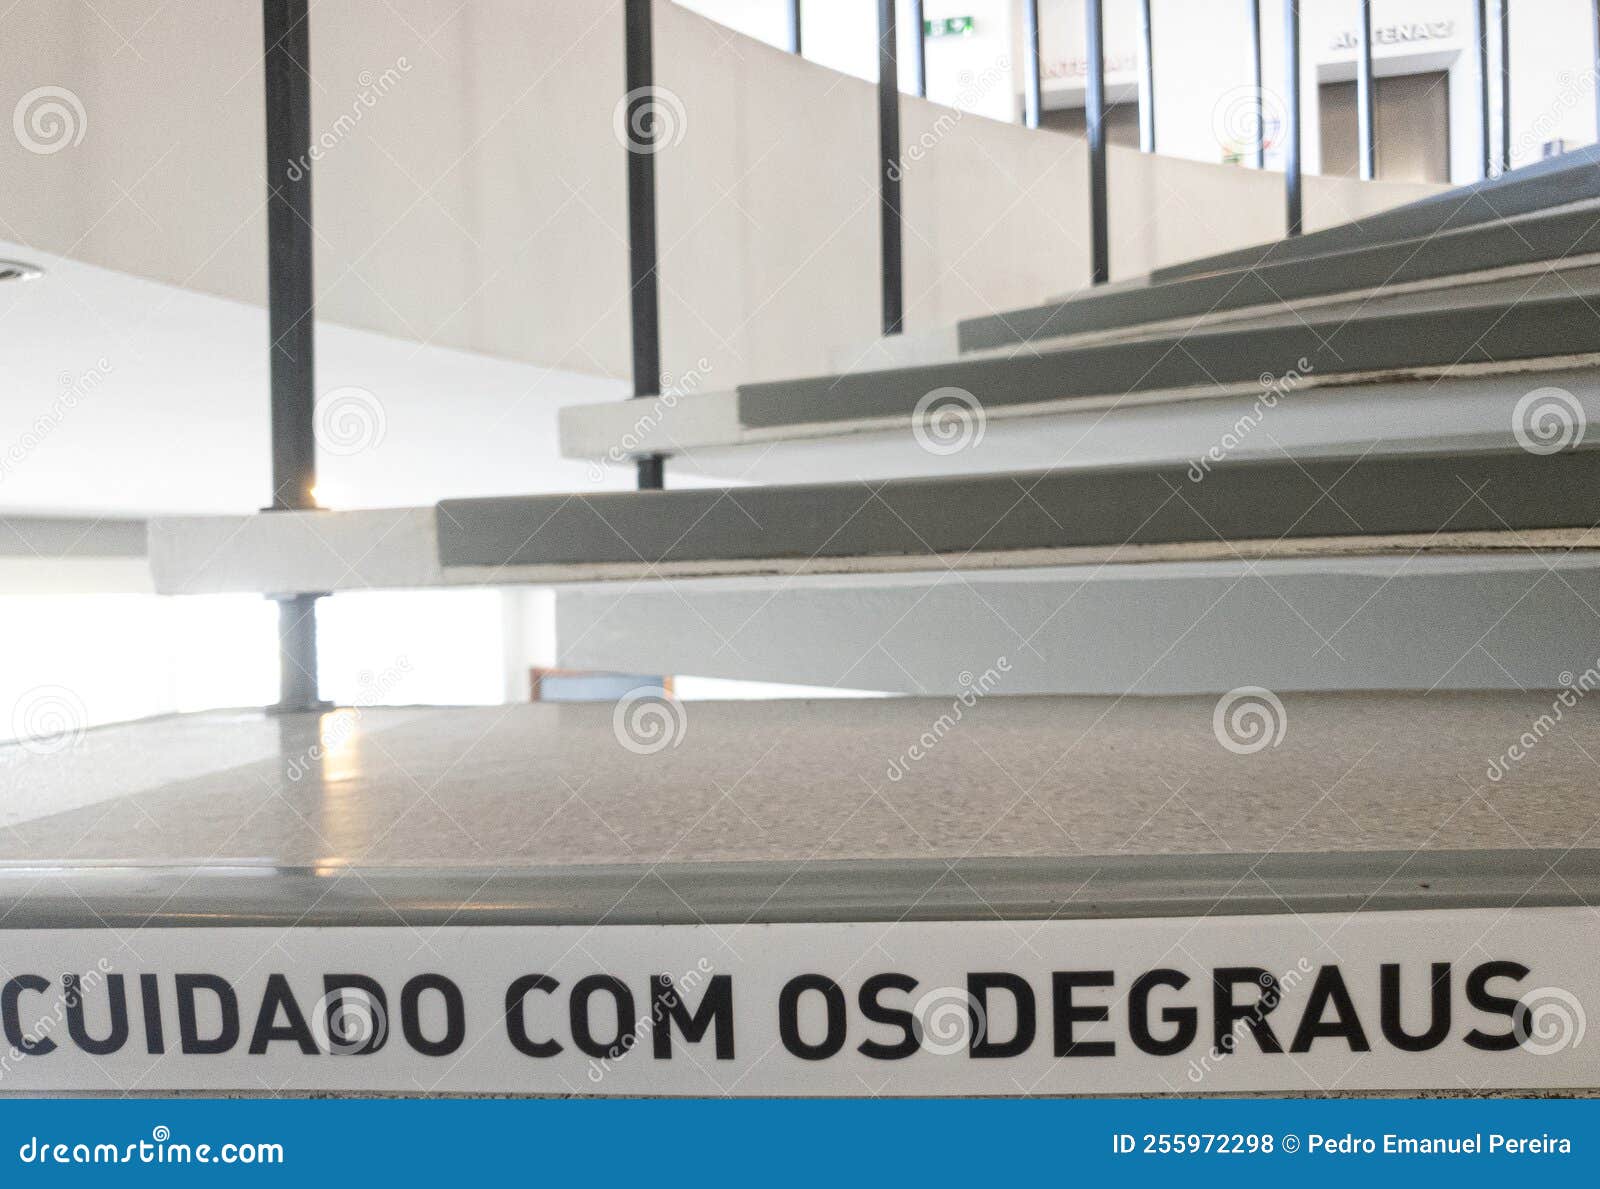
[248,974,317,1054]
[64,974,127,1056]
[1129,969,1196,1056]
[968,972,1035,1058]
[1212,967,1283,1054]
[1379,962,1450,1052]
[857,973,919,1060]
[569,974,634,1060]
[505,974,562,1058]
[1053,971,1115,1057]
[1465,960,1528,1051]
[778,974,846,1060]
[401,974,465,1057]
[139,973,164,1054]
[2,976,55,1056]
[1289,966,1370,1052]
[176,974,239,1055]
[321,975,388,1056]
[651,974,734,1059]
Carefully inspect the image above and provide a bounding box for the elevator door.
[1320,71,1450,183]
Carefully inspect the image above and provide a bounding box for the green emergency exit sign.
[925,16,975,38]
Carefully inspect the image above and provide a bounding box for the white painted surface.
[1,0,1436,400]
[0,910,1590,1094]
[553,551,1600,695]
[559,363,1600,483]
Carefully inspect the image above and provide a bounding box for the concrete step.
[1152,143,1600,283]
[146,449,1600,596]
[955,199,1600,356]
[0,516,149,594]
[560,277,1600,481]
[0,699,1596,1093]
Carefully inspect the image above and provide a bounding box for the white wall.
[3,0,1438,400]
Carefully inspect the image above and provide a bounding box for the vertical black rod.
[1477,0,1492,176]
[787,0,801,54]
[1284,0,1303,236]
[1249,0,1265,168]
[263,0,315,515]
[1085,0,1109,284]
[877,0,903,336]
[1356,0,1375,180]
[1499,0,1511,173]
[909,0,926,98]
[1138,0,1155,152]
[624,0,664,490]
[262,0,322,713]
[1022,0,1042,128]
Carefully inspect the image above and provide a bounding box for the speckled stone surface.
[0,693,1594,868]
